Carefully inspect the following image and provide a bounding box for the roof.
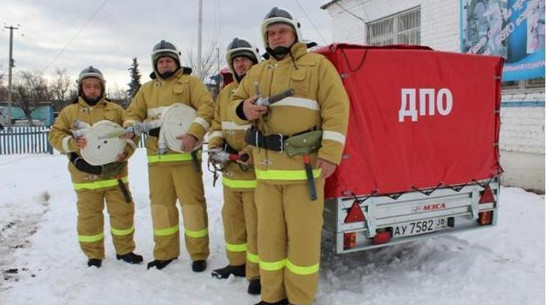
[320,0,342,10]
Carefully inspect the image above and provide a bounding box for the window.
[526,78,545,89]
[367,7,421,46]
[502,78,545,91]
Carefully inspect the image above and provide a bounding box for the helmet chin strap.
[82,96,100,106]
[267,46,291,60]
[158,66,180,79]
[80,91,102,106]
[267,44,299,70]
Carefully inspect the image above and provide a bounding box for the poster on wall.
[461,0,545,81]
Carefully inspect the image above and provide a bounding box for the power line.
[358,0,370,21]
[41,0,109,74]
[335,0,367,43]
[294,0,327,44]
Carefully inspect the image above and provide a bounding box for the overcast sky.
[0,0,334,91]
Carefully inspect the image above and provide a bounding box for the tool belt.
[69,152,132,203]
[245,128,286,152]
[245,127,322,156]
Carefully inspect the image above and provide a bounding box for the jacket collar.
[267,42,307,64]
[78,96,107,108]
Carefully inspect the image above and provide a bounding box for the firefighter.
[229,7,349,305]
[208,38,261,295]
[48,66,142,268]
[124,40,214,271]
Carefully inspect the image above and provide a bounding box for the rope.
[472,177,496,190]
[340,47,369,73]
[445,184,467,192]
[411,182,444,196]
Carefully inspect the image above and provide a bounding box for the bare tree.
[12,71,51,125]
[50,68,75,112]
[183,40,224,83]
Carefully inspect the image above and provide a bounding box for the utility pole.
[4,25,19,127]
[197,0,203,79]
[216,47,220,74]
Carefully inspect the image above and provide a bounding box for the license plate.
[392,218,448,238]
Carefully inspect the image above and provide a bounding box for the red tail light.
[344,201,365,223]
[372,230,391,245]
[343,232,356,250]
[478,186,495,225]
[478,211,493,225]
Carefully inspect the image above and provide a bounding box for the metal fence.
[0,126,53,155]
[0,126,148,155]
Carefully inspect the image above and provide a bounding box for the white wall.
[323,0,545,192]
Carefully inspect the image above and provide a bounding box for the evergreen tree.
[127,57,141,100]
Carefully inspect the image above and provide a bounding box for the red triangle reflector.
[479,187,495,204]
[344,201,365,223]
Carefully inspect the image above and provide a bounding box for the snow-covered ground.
[1,150,544,305]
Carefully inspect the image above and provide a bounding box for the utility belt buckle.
[278,133,284,153]
[255,130,260,149]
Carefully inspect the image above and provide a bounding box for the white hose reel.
[158,103,198,153]
[80,120,127,165]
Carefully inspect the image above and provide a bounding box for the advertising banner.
[461,0,545,81]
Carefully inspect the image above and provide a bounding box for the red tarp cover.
[317,44,504,198]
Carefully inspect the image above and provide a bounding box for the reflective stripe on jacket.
[209,79,256,189]
[230,42,349,184]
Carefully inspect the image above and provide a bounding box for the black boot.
[116,252,143,264]
[247,278,261,295]
[147,257,177,270]
[87,258,102,268]
[211,264,246,279]
[192,260,207,272]
[254,299,289,305]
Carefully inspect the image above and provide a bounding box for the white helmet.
[260,7,302,49]
[78,66,105,84]
[151,40,181,76]
[225,37,260,76]
[77,66,105,99]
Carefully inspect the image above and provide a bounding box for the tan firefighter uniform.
[209,80,259,280]
[125,68,214,262]
[230,41,349,304]
[49,96,138,260]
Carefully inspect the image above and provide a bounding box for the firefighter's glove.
[101,162,125,178]
[237,147,253,166]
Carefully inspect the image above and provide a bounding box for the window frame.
[366,6,421,46]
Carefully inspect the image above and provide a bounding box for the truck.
[315,43,503,254]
